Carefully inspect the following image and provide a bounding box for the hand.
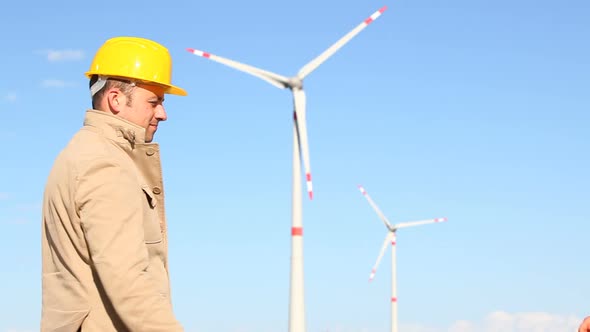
[579,316,590,332]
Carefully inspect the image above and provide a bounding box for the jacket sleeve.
[76,157,183,331]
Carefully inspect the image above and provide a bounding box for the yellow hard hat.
[85,36,187,96]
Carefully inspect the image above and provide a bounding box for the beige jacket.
[41,110,183,331]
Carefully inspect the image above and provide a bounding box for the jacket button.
[152,186,162,195]
[146,148,155,156]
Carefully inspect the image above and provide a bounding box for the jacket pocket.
[141,185,163,244]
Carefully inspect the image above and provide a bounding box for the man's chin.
[145,133,154,143]
[146,127,157,143]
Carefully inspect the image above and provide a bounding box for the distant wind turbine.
[358,185,447,332]
[188,7,387,332]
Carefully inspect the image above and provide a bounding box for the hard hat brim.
[166,84,188,96]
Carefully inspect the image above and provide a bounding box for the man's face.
[117,84,167,143]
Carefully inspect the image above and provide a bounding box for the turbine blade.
[358,185,394,230]
[186,48,290,89]
[395,217,447,229]
[293,88,313,200]
[297,6,387,79]
[369,232,393,282]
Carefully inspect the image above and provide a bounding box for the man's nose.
[155,105,167,122]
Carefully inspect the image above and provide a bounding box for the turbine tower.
[186,7,387,332]
[358,185,447,332]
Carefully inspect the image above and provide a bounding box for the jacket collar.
[83,109,147,146]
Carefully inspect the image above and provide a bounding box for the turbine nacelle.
[287,77,304,90]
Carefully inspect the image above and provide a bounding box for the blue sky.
[1,0,588,331]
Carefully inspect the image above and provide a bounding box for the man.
[580,317,590,332]
[41,36,187,331]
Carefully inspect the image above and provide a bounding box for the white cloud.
[41,79,77,88]
[2,218,29,225]
[448,320,475,332]
[401,323,441,332]
[482,311,579,332]
[2,92,17,102]
[42,49,84,62]
[16,202,41,211]
[400,311,581,332]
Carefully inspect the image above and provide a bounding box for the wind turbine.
[358,185,447,332]
[187,7,387,332]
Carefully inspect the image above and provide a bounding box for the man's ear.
[106,89,124,114]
